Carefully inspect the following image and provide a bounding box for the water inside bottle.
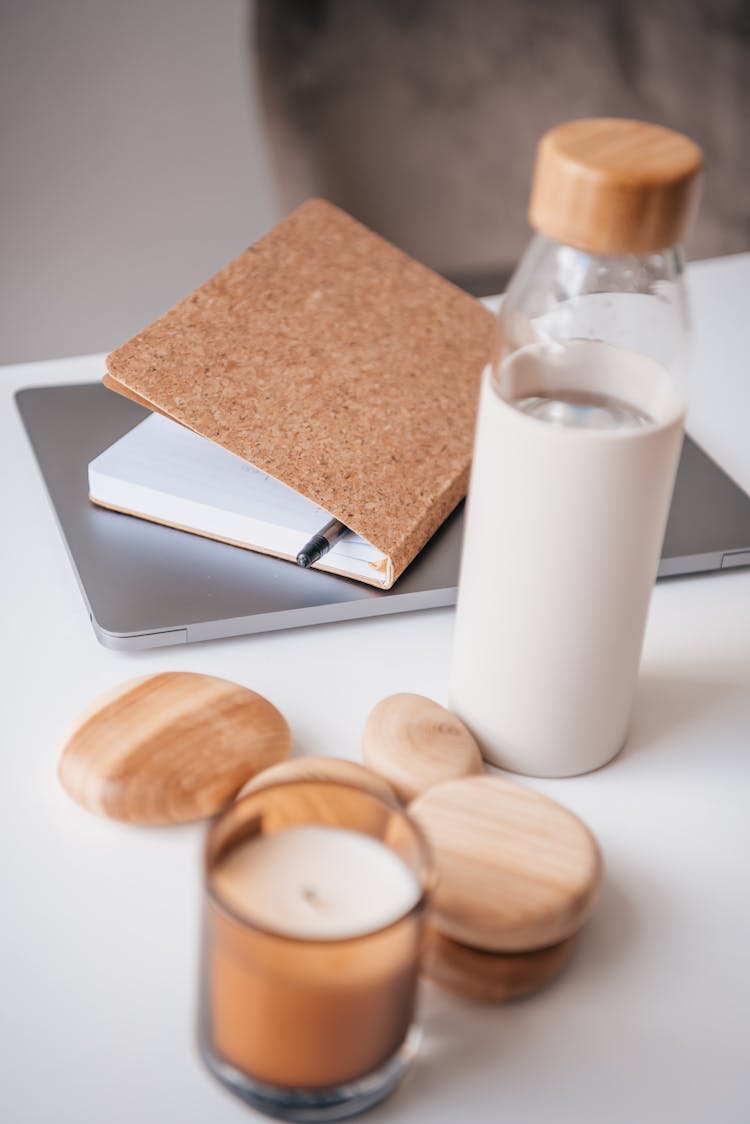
[497,339,674,432]
[513,389,652,430]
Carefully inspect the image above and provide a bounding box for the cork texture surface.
[105,199,495,584]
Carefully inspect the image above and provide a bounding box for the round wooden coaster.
[235,755,397,803]
[410,776,602,952]
[59,672,291,825]
[423,927,579,1003]
[362,693,483,803]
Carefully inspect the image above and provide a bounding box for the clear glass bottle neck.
[498,234,690,381]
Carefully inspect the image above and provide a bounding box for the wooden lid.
[409,776,602,952]
[59,673,291,824]
[361,694,483,803]
[528,118,703,253]
[236,755,396,804]
[423,927,578,1003]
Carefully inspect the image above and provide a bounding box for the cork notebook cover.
[103,199,495,588]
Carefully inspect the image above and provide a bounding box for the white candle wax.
[212,825,420,941]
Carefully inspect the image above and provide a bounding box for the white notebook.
[88,415,390,585]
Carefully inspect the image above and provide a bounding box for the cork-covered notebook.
[98,199,495,588]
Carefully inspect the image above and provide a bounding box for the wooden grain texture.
[423,927,578,1003]
[235,755,397,803]
[104,198,496,586]
[362,693,482,802]
[529,118,703,254]
[58,672,291,824]
[409,776,602,952]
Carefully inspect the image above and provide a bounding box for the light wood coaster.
[423,927,579,1003]
[59,672,291,825]
[409,776,602,953]
[361,693,483,803]
[235,755,397,803]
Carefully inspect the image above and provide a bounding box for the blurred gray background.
[2,0,749,366]
[0,0,279,364]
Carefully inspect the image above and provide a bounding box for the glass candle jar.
[198,780,434,1121]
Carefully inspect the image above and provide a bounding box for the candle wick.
[300,885,323,910]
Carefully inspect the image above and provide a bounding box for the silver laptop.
[16,382,750,650]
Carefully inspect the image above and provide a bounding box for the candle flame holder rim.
[204,777,435,946]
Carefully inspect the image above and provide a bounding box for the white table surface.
[2,254,749,1124]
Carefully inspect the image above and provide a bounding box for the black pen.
[297,517,349,568]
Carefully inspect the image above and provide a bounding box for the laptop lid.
[15,382,750,650]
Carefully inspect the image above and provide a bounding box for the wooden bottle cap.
[528,117,703,254]
[236,755,396,803]
[362,694,483,803]
[409,776,602,952]
[423,927,578,1003]
[59,672,291,824]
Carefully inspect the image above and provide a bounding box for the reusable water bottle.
[450,118,703,777]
